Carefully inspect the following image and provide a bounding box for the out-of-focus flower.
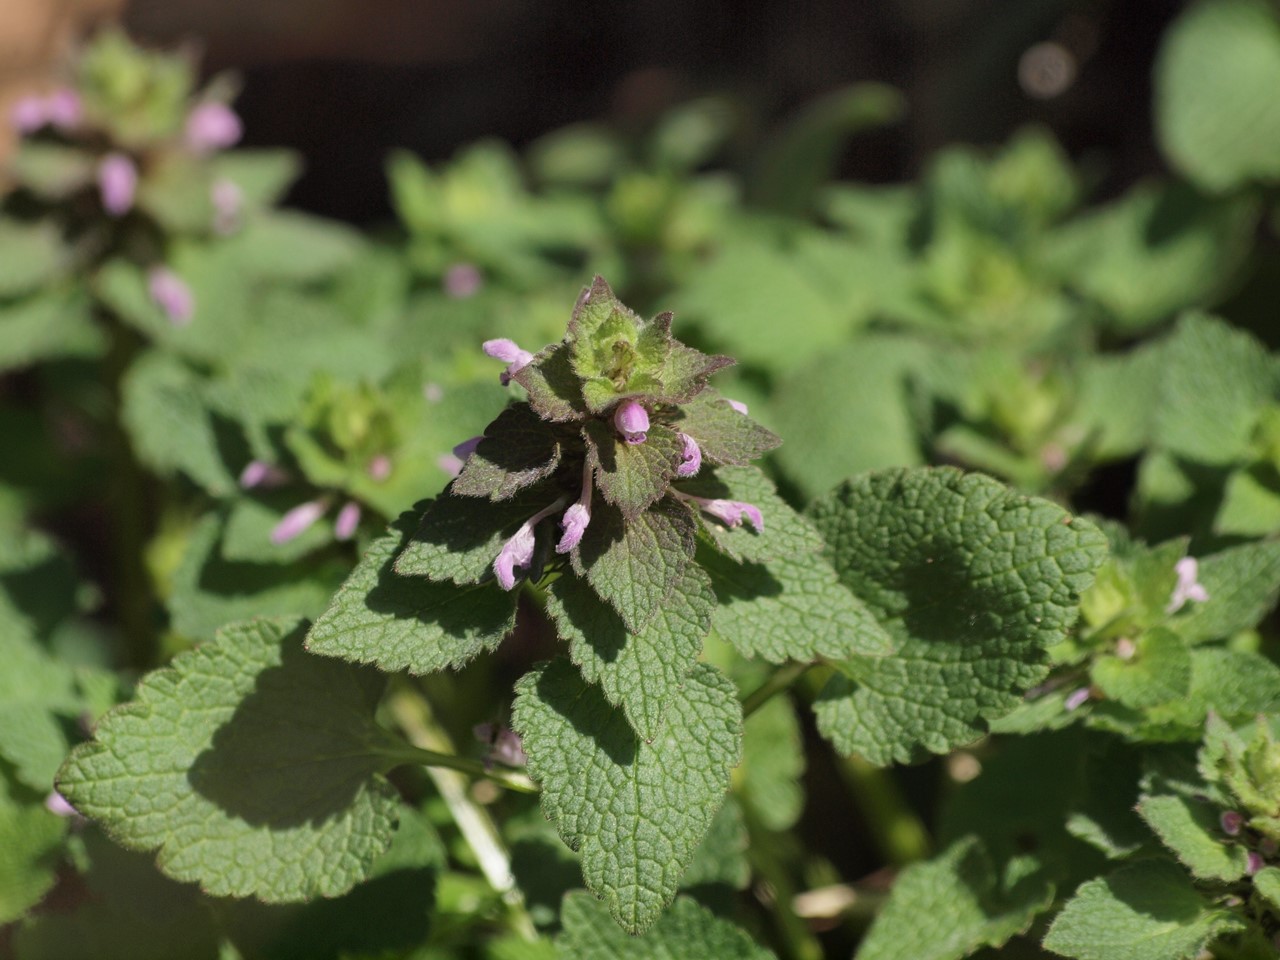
[444,262,483,299]
[1166,556,1209,614]
[271,498,327,545]
[185,101,242,153]
[46,88,82,130]
[239,460,289,489]
[148,267,195,326]
[10,95,48,133]
[334,501,362,541]
[98,153,138,217]
[367,455,392,482]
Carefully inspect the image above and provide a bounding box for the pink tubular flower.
[444,262,483,299]
[10,95,48,133]
[98,153,137,217]
[437,454,464,477]
[45,791,79,818]
[367,455,392,482]
[494,497,568,590]
[1064,687,1091,711]
[483,338,535,385]
[185,101,243,153]
[1220,811,1244,837]
[557,462,594,554]
[614,400,649,444]
[46,88,82,130]
[271,499,327,545]
[727,398,749,415]
[334,501,362,541]
[673,489,763,531]
[1248,851,1265,876]
[211,178,242,234]
[676,432,702,478]
[1166,556,1209,614]
[238,460,288,489]
[148,267,195,326]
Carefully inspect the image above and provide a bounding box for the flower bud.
[614,400,649,444]
[186,101,243,153]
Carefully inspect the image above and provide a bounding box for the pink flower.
[98,153,137,217]
[676,432,702,478]
[239,460,288,489]
[334,501,362,541]
[10,95,48,133]
[437,454,464,477]
[493,497,568,590]
[1166,556,1209,614]
[557,462,594,554]
[271,499,327,545]
[46,88,82,130]
[483,338,535,386]
[727,398,749,415]
[185,101,242,153]
[1064,687,1091,711]
[614,400,649,445]
[148,267,195,326]
[45,791,79,818]
[1220,811,1243,837]
[367,455,392,482]
[444,262,483,299]
[674,490,763,532]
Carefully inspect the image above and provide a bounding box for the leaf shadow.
[189,624,386,829]
[537,659,636,767]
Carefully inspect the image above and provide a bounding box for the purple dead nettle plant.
[406,275,783,598]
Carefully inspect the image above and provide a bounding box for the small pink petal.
[676,433,702,478]
[727,399,749,415]
[437,454,464,477]
[45,791,78,817]
[10,95,48,133]
[98,153,137,217]
[556,502,590,554]
[185,102,242,153]
[367,455,392,482]
[444,262,483,299]
[334,501,362,541]
[271,499,327,545]
[148,267,195,326]
[46,89,82,130]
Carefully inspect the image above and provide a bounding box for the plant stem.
[834,753,930,867]
[381,741,537,794]
[102,316,156,669]
[741,801,824,960]
[386,682,539,942]
[741,662,811,718]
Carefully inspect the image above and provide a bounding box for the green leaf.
[1047,183,1256,332]
[1156,0,1280,191]
[585,420,681,520]
[856,837,1052,960]
[0,220,66,297]
[575,496,697,634]
[1091,628,1192,709]
[1253,866,1280,912]
[1152,313,1277,466]
[0,779,65,925]
[677,465,823,563]
[226,211,363,282]
[740,693,806,832]
[307,513,517,673]
[210,148,303,208]
[513,342,589,422]
[1042,858,1246,960]
[58,617,402,901]
[701,543,893,663]
[557,890,776,959]
[0,290,104,372]
[1215,465,1280,537]
[1137,794,1249,881]
[808,468,1107,764]
[452,402,564,501]
[0,630,79,791]
[672,393,781,467]
[772,336,929,501]
[396,484,560,585]
[169,514,344,642]
[512,658,741,933]
[545,567,713,741]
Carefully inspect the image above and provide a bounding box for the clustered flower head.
[432,276,781,594]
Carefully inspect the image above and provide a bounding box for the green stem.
[387,682,539,942]
[103,316,156,669]
[834,753,930,867]
[741,801,824,960]
[741,662,812,718]
[381,742,537,795]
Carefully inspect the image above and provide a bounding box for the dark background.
[124,0,1182,223]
